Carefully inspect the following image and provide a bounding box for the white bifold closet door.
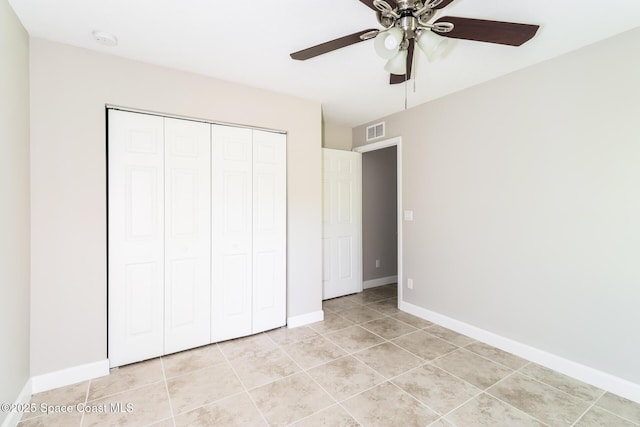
[109,110,286,368]
[163,118,211,355]
[108,110,211,367]
[251,130,287,333]
[211,125,286,342]
[108,111,165,367]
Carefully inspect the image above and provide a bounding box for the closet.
[107,109,286,368]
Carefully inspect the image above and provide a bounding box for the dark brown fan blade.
[390,38,415,84]
[360,0,397,11]
[432,0,456,9]
[290,29,378,60]
[434,16,539,46]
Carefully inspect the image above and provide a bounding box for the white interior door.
[252,130,286,332]
[322,148,363,299]
[164,118,211,354]
[108,110,165,367]
[211,125,253,342]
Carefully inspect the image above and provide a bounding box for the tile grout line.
[301,348,387,424]
[236,328,353,425]
[386,315,432,331]
[514,366,606,406]
[159,357,177,427]
[85,377,167,404]
[461,342,530,371]
[479,370,553,427]
[387,380,443,423]
[267,334,343,425]
[449,389,551,427]
[286,371,343,425]
[79,379,90,427]
[421,360,551,425]
[434,390,485,425]
[385,364,458,417]
[293,310,403,425]
[168,388,250,419]
[421,327,476,348]
[310,315,442,422]
[217,341,271,426]
[358,319,419,340]
[569,398,601,427]
[566,388,640,427]
[161,355,230,383]
[432,346,520,377]
[584,399,640,426]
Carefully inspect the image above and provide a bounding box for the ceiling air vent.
[366,122,385,141]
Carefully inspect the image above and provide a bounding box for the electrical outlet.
[407,278,413,289]
[375,259,380,268]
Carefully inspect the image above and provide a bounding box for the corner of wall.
[322,122,353,151]
[0,1,31,425]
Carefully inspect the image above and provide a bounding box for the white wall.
[29,38,322,376]
[0,0,31,421]
[354,28,640,386]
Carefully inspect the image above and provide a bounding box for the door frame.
[352,136,403,304]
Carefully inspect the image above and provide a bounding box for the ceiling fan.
[290,0,540,84]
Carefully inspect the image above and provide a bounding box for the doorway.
[353,136,403,303]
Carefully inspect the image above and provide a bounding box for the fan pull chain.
[413,53,417,93]
[404,77,408,110]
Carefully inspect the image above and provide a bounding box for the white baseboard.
[287,310,324,328]
[1,379,32,427]
[31,359,110,394]
[363,275,398,289]
[400,301,640,404]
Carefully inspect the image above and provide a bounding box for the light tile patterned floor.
[18,284,640,426]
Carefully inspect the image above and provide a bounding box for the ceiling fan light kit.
[290,0,540,86]
[374,27,403,59]
[384,48,408,74]
[416,29,447,61]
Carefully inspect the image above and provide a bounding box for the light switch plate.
[403,210,414,221]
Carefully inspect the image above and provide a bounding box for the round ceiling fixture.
[92,30,118,47]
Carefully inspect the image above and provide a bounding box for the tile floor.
[17,284,640,426]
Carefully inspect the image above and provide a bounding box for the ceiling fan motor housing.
[397,0,419,10]
[398,14,419,39]
[376,0,436,40]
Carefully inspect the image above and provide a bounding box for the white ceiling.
[8,0,640,127]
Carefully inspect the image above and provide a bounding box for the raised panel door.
[164,118,211,354]
[211,125,253,342]
[252,130,287,332]
[322,148,363,299]
[108,110,165,367]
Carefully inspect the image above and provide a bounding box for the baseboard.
[363,275,398,289]
[1,379,32,427]
[31,359,110,394]
[287,310,324,328]
[400,301,640,404]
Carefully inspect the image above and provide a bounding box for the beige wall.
[323,121,353,150]
[0,0,31,419]
[354,28,640,385]
[29,38,322,376]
